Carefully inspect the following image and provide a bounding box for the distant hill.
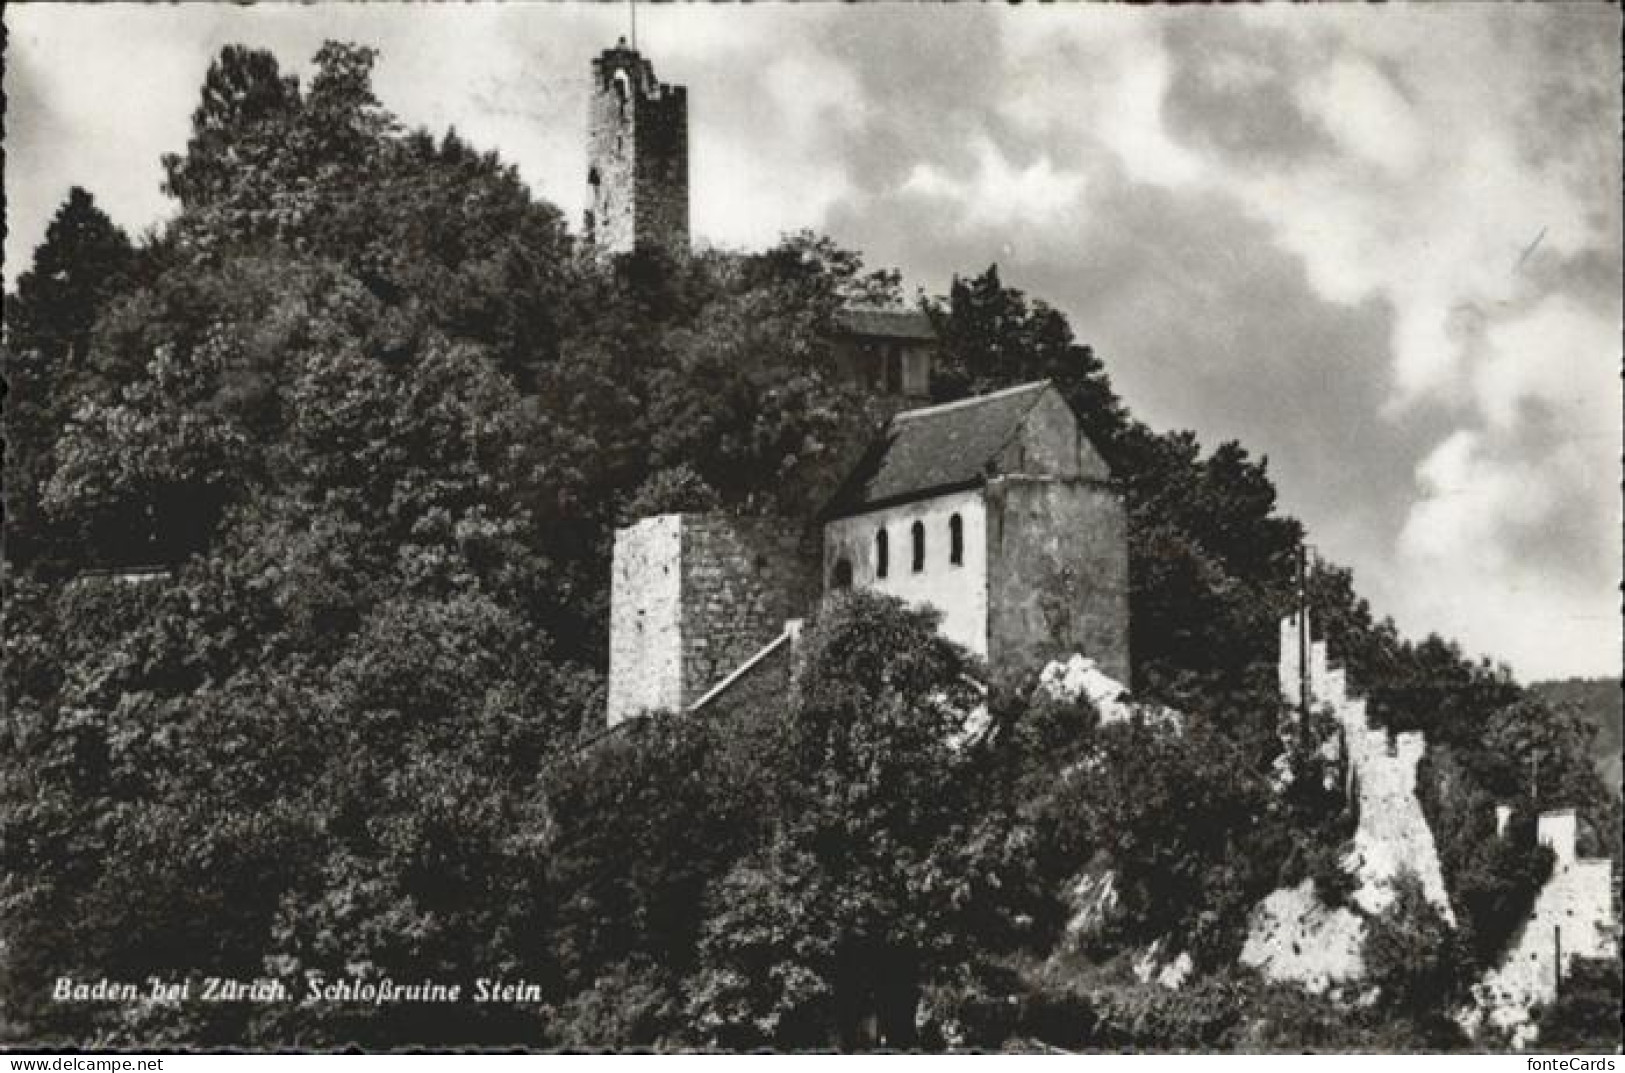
[1530,678,1623,793]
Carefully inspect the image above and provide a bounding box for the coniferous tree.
[3,186,135,571]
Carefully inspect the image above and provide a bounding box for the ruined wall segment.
[607,514,685,725]
[1245,615,1455,990]
[1276,614,1455,919]
[679,514,816,705]
[1253,615,1618,1042]
[586,41,689,256]
[1475,809,1618,1041]
[607,512,814,726]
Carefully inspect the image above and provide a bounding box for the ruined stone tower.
[585,39,689,256]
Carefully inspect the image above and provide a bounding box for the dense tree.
[2,187,136,571]
[684,592,1012,1049]
[1363,872,1463,1014]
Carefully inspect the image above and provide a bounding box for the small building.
[821,381,1129,687]
[830,307,935,403]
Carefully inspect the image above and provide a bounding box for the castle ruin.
[585,40,689,256]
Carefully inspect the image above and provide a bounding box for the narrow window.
[949,514,964,566]
[885,345,903,394]
[876,529,889,579]
[911,521,925,573]
[832,559,853,590]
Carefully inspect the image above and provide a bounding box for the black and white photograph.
[2,1,1621,1056]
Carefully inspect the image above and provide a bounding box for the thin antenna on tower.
[630,0,638,51]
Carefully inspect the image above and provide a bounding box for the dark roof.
[833,307,936,342]
[822,381,1055,519]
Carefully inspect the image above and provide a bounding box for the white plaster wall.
[607,514,684,725]
[824,488,988,658]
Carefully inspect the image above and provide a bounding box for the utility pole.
[1297,544,1311,721]
[1554,924,1563,1001]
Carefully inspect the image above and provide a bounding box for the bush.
[1534,956,1623,1053]
[1362,872,1461,1014]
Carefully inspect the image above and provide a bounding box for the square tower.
[586,39,689,257]
[607,512,818,726]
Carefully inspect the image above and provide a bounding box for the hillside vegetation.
[1529,679,1623,792]
[2,42,1616,1050]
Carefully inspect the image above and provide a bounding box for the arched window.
[832,559,853,590]
[876,529,889,579]
[949,513,964,566]
[911,521,925,573]
[613,69,631,117]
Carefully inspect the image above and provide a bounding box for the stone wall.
[632,86,688,255]
[986,476,1130,687]
[1250,615,1618,1037]
[1474,809,1618,1041]
[607,511,815,726]
[1243,615,1454,989]
[679,514,816,705]
[1275,614,1455,919]
[999,386,1112,482]
[586,44,688,256]
[607,514,685,725]
[690,625,799,721]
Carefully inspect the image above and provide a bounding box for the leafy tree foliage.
[1535,956,1624,1052]
[3,187,136,571]
[1363,872,1462,1014]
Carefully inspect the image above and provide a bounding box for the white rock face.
[1131,940,1194,991]
[1239,880,1365,994]
[1037,654,1182,730]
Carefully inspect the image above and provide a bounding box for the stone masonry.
[585,40,689,256]
[608,512,817,725]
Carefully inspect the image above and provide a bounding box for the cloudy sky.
[6,3,1621,681]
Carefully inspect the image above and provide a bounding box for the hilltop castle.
[592,43,1130,725]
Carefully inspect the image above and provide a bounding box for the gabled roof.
[833,307,936,342]
[821,381,1056,519]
